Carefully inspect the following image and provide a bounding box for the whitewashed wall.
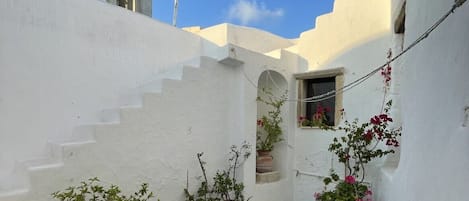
[0,0,211,184]
[0,0,302,199]
[378,0,469,200]
[226,46,302,201]
[188,23,295,54]
[292,0,394,200]
[3,0,466,200]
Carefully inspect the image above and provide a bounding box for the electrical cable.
[296,1,465,103]
[240,1,466,103]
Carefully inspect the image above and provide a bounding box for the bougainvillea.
[315,100,401,201]
[381,49,392,88]
[313,48,400,201]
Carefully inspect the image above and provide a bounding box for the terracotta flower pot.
[256,150,273,173]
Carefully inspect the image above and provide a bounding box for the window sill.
[298,126,338,129]
[299,126,321,129]
[294,67,344,79]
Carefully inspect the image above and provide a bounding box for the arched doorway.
[255,70,288,183]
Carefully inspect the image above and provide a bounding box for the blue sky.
[152,0,334,39]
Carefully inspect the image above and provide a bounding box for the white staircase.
[0,56,237,201]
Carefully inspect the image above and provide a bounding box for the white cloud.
[227,0,284,25]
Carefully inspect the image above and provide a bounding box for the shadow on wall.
[312,32,391,71]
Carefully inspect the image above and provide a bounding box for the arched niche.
[255,70,288,183]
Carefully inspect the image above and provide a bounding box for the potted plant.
[298,104,331,127]
[256,89,287,173]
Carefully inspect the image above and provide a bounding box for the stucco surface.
[1,0,468,200]
[376,0,469,200]
[2,58,240,201]
[296,0,391,70]
[0,0,208,187]
[292,0,394,199]
[0,0,302,197]
[192,23,295,54]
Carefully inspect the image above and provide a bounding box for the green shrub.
[51,177,157,201]
[184,143,251,201]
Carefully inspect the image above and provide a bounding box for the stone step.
[0,55,227,199]
[256,171,281,184]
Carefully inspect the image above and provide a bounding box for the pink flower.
[317,104,325,114]
[313,192,321,199]
[378,114,388,120]
[378,114,393,122]
[257,119,264,127]
[363,190,373,201]
[316,104,331,114]
[375,130,384,140]
[344,154,350,161]
[386,139,392,145]
[344,175,356,184]
[313,112,322,121]
[356,199,363,201]
[363,130,373,142]
[298,116,306,122]
[370,116,381,125]
[365,190,372,195]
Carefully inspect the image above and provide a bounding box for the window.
[394,1,406,34]
[394,1,406,50]
[305,77,336,126]
[115,0,135,11]
[296,68,344,127]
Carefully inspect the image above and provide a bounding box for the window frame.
[295,67,344,128]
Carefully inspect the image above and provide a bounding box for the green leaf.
[323,177,332,185]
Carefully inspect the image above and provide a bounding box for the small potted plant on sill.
[299,104,331,128]
[256,89,287,173]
